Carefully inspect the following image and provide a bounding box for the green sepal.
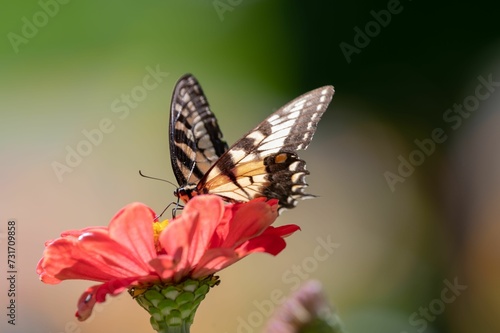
[129,275,220,333]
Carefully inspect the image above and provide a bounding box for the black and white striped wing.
[195,85,334,210]
[169,74,228,187]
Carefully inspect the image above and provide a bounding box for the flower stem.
[155,322,191,333]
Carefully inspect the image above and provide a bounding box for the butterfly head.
[174,184,199,204]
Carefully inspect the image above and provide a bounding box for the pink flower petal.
[192,223,299,278]
[61,226,109,238]
[76,277,138,321]
[192,248,237,278]
[236,234,288,256]
[149,255,177,280]
[214,198,278,249]
[262,224,301,238]
[107,202,157,264]
[37,232,154,284]
[158,195,224,281]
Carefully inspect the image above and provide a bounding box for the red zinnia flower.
[36,195,299,327]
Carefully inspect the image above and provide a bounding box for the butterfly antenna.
[138,170,178,189]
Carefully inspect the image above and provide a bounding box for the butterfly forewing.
[169,74,228,187]
[195,85,335,209]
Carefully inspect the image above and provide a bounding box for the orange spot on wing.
[274,153,288,164]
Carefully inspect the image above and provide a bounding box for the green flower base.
[129,275,220,333]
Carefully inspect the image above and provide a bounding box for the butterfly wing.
[169,74,229,187]
[195,85,335,210]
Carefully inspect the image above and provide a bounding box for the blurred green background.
[2,1,500,332]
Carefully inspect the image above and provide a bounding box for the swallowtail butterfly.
[169,74,334,211]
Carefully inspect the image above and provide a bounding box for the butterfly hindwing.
[169,74,228,187]
[194,85,335,210]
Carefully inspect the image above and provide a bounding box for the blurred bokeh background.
[1,1,500,332]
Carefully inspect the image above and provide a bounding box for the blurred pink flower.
[263,280,344,333]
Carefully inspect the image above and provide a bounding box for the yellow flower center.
[153,219,169,252]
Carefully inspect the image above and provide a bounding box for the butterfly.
[169,74,334,212]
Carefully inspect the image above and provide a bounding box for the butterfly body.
[169,74,334,211]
